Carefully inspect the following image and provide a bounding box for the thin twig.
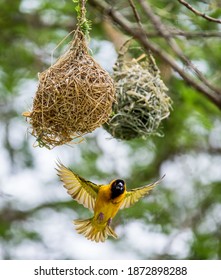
[124,28,221,38]
[79,0,86,23]
[178,0,221,24]
[162,29,221,38]
[128,0,143,30]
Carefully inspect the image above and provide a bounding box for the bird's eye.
[112,179,124,189]
[111,179,125,199]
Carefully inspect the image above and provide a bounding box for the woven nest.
[23,29,115,149]
[104,47,172,140]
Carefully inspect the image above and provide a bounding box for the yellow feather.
[120,175,165,209]
[73,219,117,242]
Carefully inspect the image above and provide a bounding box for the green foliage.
[73,0,91,35]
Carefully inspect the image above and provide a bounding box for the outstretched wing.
[120,175,165,209]
[56,161,100,211]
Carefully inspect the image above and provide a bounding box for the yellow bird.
[56,161,164,243]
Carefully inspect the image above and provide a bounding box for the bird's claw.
[107,218,112,226]
[97,212,104,222]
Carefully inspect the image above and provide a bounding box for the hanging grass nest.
[23,28,115,149]
[104,44,172,140]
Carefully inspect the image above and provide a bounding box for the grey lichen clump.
[104,49,172,140]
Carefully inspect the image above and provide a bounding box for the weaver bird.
[56,161,164,243]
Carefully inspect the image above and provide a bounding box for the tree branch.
[89,0,221,109]
[178,0,221,24]
[129,29,221,38]
[162,29,221,39]
[128,0,143,30]
[137,0,221,97]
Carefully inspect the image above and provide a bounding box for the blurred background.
[0,0,221,260]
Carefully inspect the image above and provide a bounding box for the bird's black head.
[111,179,125,199]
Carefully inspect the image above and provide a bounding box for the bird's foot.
[107,218,112,226]
[97,212,104,223]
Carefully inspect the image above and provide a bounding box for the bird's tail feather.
[73,218,118,242]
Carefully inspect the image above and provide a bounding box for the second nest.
[104,50,172,140]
